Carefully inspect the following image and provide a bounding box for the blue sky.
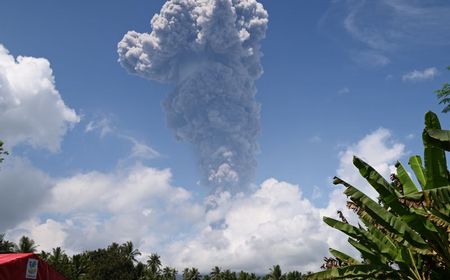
[0,0,449,273]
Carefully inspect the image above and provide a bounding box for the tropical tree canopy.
[0,140,8,164]
[269,265,283,280]
[435,66,450,113]
[0,233,16,253]
[17,236,38,253]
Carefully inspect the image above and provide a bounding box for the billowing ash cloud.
[118,0,268,190]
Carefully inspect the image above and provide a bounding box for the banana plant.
[306,112,450,280]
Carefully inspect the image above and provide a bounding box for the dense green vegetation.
[1,235,310,280]
[0,140,8,164]
[306,111,450,279]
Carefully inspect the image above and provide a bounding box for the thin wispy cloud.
[321,0,450,67]
[85,115,160,160]
[311,185,322,200]
[351,50,390,67]
[121,135,161,160]
[337,87,350,95]
[402,67,438,82]
[343,2,395,52]
[308,136,322,144]
[85,116,114,138]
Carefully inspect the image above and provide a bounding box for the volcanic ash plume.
[118,0,268,190]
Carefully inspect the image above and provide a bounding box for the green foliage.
[306,111,450,279]
[0,233,16,253]
[17,235,38,253]
[268,265,282,280]
[82,242,136,280]
[0,140,8,164]
[284,271,304,280]
[46,247,75,278]
[147,253,163,278]
[435,66,450,113]
[0,233,313,280]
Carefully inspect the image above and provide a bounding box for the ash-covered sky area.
[0,0,449,273]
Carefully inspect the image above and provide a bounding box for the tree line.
[0,234,311,280]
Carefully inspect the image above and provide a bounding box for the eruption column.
[118,0,268,191]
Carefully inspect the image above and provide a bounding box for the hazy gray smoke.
[118,0,268,190]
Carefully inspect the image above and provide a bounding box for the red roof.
[0,253,35,264]
[0,253,68,280]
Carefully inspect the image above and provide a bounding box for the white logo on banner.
[25,258,38,279]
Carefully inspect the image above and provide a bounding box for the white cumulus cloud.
[0,157,53,232]
[3,127,407,274]
[0,44,79,152]
[336,128,405,199]
[165,179,335,273]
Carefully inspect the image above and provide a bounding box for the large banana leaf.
[426,210,450,233]
[340,180,428,249]
[423,111,448,189]
[423,186,450,211]
[395,161,419,195]
[304,264,399,280]
[323,218,362,240]
[362,218,426,280]
[425,128,450,151]
[323,218,387,264]
[328,248,359,265]
[352,157,406,214]
[398,247,421,280]
[346,238,386,265]
[408,155,426,189]
[363,223,401,262]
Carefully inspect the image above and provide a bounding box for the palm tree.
[284,271,303,280]
[189,267,201,280]
[147,253,162,279]
[71,254,88,280]
[248,273,259,280]
[210,266,222,280]
[0,140,8,164]
[39,250,50,261]
[47,247,72,277]
[49,247,64,263]
[268,265,282,280]
[122,241,141,263]
[163,266,177,280]
[16,236,37,253]
[238,271,250,280]
[222,269,236,280]
[135,262,146,280]
[183,268,191,280]
[0,233,16,253]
